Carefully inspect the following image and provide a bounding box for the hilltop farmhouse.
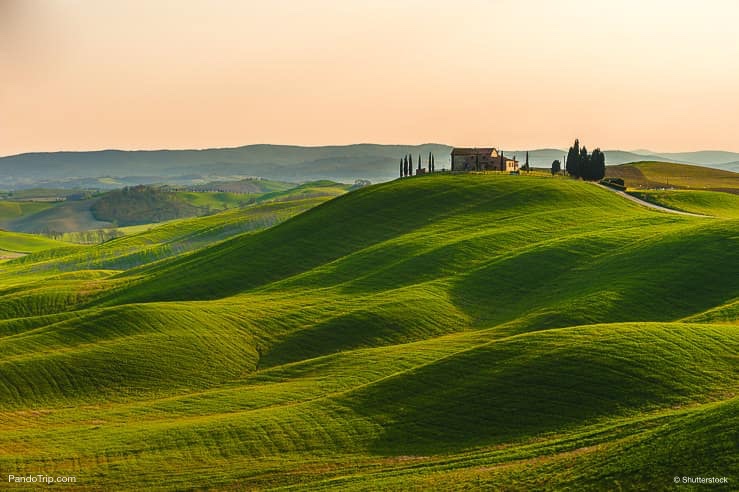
[451,148,519,172]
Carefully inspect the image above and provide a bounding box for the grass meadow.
[0,170,736,490]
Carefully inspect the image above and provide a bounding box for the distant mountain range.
[1,144,737,189]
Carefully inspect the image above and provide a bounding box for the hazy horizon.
[4,142,739,160]
[2,0,738,156]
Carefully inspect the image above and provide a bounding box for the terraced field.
[0,173,736,490]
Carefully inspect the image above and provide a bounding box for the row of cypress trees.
[396,143,602,180]
[400,152,437,178]
[565,139,606,180]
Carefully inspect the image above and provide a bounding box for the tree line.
[400,152,437,178]
[560,139,605,180]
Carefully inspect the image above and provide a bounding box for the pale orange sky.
[1,0,738,156]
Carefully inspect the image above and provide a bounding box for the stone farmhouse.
[451,148,518,172]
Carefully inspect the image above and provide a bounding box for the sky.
[1,0,738,156]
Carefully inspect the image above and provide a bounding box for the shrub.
[600,178,626,191]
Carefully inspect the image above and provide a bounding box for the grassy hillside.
[607,161,739,192]
[0,182,348,237]
[0,195,341,285]
[0,200,57,222]
[174,191,251,210]
[186,177,295,194]
[0,230,70,254]
[3,197,113,233]
[106,174,737,308]
[91,185,206,226]
[0,173,736,490]
[629,189,739,218]
[255,180,353,203]
[175,181,352,210]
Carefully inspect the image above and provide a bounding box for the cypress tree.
[418,154,422,173]
[400,158,403,178]
[563,140,606,180]
[591,148,605,180]
[551,159,561,175]
[566,139,580,177]
[588,149,598,180]
[580,146,589,180]
[403,155,408,177]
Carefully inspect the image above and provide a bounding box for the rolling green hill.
[606,161,739,192]
[0,173,736,490]
[173,191,252,210]
[186,177,295,194]
[0,200,57,222]
[0,230,71,254]
[91,185,205,226]
[628,189,739,218]
[2,197,113,233]
[1,195,340,277]
[0,181,349,236]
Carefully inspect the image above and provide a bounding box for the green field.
[2,197,113,234]
[0,200,57,222]
[0,173,736,490]
[607,161,739,192]
[174,181,351,210]
[0,182,350,238]
[0,230,71,254]
[174,191,251,210]
[629,190,739,218]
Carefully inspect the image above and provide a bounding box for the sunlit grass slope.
[344,322,737,454]
[1,196,335,275]
[106,174,656,302]
[0,323,735,490]
[0,230,71,253]
[0,173,737,490]
[4,197,113,233]
[629,189,739,218]
[106,175,738,331]
[0,196,340,319]
[607,161,739,191]
[174,191,252,210]
[255,180,353,202]
[0,200,56,222]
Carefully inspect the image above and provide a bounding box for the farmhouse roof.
[451,147,497,156]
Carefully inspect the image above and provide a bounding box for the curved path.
[594,183,711,218]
